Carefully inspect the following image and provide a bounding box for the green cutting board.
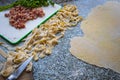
[0,4,61,44]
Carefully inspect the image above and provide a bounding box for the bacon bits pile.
[5,6,45,29]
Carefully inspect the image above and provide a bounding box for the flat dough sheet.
[70,1,120,73]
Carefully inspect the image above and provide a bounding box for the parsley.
[0,0,54,11]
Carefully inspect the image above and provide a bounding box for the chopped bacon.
[5,6,45,29]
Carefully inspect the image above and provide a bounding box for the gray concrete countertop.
[0,0,120,80]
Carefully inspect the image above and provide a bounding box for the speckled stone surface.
[0,0,120,80]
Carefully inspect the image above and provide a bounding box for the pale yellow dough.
[70,1,120,73]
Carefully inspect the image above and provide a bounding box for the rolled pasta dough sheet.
[70,1,120,73]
